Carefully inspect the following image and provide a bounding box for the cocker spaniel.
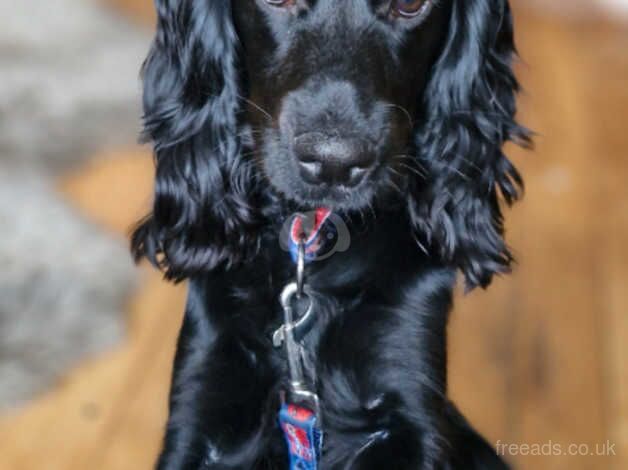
[131,0,529,468]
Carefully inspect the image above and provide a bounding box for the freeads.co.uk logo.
[279,209,350,262]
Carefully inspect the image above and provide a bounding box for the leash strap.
[279,403,323,470]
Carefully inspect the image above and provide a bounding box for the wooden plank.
[499,8,609,469]
[584,25,628,470]
[449,279,518,450]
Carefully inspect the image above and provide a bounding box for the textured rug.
[0,0,150,410]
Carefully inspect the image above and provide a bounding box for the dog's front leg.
[317,272,508,470]
[156,284,280,470]
[321,392,444,470]
[317,321,450,468]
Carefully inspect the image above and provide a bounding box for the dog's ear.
[409,0,530,289]
[131,0,260,281]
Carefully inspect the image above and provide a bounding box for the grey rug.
[0,0,150,410]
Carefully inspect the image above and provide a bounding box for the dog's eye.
[393,0,427,18]
[265,0,294,7]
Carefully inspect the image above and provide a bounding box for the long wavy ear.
[409,0,531,289]
[131,0,260,281]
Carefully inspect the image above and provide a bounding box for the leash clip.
[272,282,316,347]
[273,283,320,419]
[273,281,320,416]
[274,252,321,410]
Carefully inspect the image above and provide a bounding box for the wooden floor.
[1,2,627,469]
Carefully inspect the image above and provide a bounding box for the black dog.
[132,0,529,468]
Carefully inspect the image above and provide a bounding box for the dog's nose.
[294,133,374,187]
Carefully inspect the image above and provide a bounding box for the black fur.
[131,1,529,468]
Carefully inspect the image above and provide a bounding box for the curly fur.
[132,0,262,279]
[131,1,529,468]
[410,0,530,288]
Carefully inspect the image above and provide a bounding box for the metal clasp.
[272,282,316,347]
[272,239,321,418]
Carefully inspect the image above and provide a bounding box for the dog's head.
[234,0,449,209]
[132,0,529,288]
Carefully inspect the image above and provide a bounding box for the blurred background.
[0,0,626,469]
